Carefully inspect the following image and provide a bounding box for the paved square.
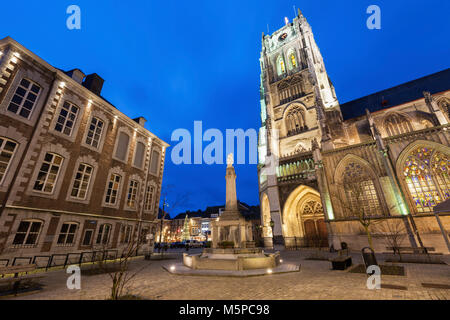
[5,249,450,300]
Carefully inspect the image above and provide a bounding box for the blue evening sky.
[1,1,449,216]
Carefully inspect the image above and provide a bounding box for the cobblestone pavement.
[5,249,450,300]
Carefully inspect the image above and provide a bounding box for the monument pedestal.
[211,214,254,249]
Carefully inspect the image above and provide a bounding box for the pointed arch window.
[403,147,450,213]
[342,162,382,218]
[289,53,297,69]
[384,113,413,136]
[438,98,450,118]
[285,106,307,136]
[276,56,286,76]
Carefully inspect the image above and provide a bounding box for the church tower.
[258,10,340,247]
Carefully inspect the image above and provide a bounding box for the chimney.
[65,69,85,84]
[82,73,104,96]
[133,117,147,127]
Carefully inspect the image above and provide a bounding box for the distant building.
[0,37,169,263]
[168,202,262,243]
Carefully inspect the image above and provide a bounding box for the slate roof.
[340,68,450,120]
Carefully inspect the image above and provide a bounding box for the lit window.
[55,101,79,136]
[33,153,63,193]
[115,131,130,161]
[0,137,18,184]
[342,162,382,217]
[57,223,78,246]
[96,224,112,245]
[126,180,139,209]
[7,78,41,119]
[70,163,93,199]
[290,53,297,68]
[277,56,286,75]
[12,220,42,247]
[144,184,155,211]
[86,117,104,148]
[105,173,121,205]
[404,147,450,213]
[133,142,146,168]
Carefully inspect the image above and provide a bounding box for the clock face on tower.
[279,33,288,41]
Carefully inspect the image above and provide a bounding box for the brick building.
[0,37,168,264]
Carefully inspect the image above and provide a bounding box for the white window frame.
[7,78,41,119]
[32,152,64,194]
[70,163,94,200]
[85,116,104,149]
[0,137,18,185]
[126,179,140,210]
[54,100,79,136]
[104,173,122,206]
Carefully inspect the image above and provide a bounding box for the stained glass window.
[342,162,382,217]
[277,56,286,75]
[290,54,297,68]
[403,147,450,213]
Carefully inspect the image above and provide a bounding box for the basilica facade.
[257,10,450,253]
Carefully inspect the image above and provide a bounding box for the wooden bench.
[386,247,435,254]
[0,264,44,296]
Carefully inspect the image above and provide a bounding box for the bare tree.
[375,219,406,260]
[333,179,386,251]
[107,224,147,300]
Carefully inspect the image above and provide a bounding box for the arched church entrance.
[282,185,328,248]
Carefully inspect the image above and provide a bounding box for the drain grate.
[381,284,408,291]
[421,283,450,289]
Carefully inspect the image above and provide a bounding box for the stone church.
[257,10,450,253]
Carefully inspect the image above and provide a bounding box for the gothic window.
[55,101,79,136]
[7,78,41,119]
[33,153,64,193]
[403,147,450,213]
[276,56,286,76]
[301,200,323,216]
[278,76,303,105]
[384,113,413,137]
[289,53,297,69]
[438,98,450,118]
[0,137,18,184]
[342,162,382,217]
[285,106,307,136]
